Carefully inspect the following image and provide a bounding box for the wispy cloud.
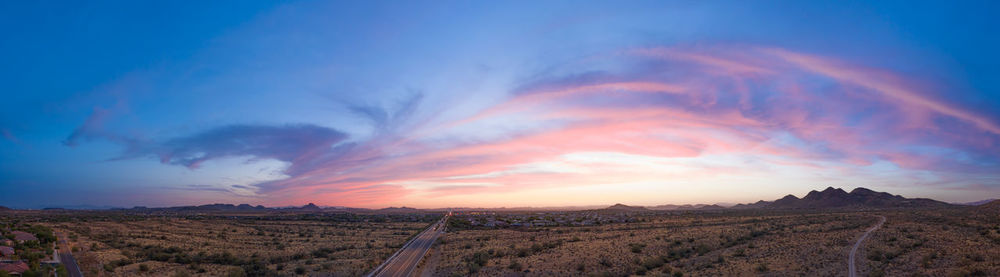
[64,107,117,147]
[146,124,347,169]
[67,45,1000,206]
[1,128,18,144]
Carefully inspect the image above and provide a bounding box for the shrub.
[467,262,481,274]
[642,257,665,270]
[467,251,490,267]
[630,243,646,253]
[755,263,769,272]
[312,247,334,258]
[55,265,68,277]
[868,249,884,262]
[509,260,523,271]
[598,256,613,267]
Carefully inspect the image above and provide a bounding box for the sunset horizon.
[1,185,968,211]
[3,1,998,210]
[2,2,999,276]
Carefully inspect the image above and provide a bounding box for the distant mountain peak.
[377,206,421,213]
[850,187,875,194]
[824,187,848,194]
[604,203,648,211]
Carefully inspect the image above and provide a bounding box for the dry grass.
[49,217,428,276]
[430,209,998,276]
[5,206,996,276]
[860,209,1000,276]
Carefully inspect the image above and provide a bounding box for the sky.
[1,1,999,209]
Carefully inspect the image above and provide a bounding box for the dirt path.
[849,215,886,277]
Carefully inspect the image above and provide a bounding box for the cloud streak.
[67,45,1000,207]
[150,124,348,169]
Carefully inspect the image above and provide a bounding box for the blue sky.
[1,1,998,208]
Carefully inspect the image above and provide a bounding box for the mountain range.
[598,187,958,211]
[731,187,952,209]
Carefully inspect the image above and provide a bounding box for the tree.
[509,260,523,271]
[56,264,69,277]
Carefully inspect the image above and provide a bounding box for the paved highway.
[367,215,448,277]
[55,231,84,277]
[849,215,886,277]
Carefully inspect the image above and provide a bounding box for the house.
[0,246,13,257]
[10,231,37,243]
[0,261,29,275]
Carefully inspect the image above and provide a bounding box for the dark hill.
[603,203,649,211]
[731,200,770,209]
[772,194,800,206]
[959,199,998,206]
[300,203,322,211]
[377,207,422,213]
[698,204,725,210]
[977,200,1000,211]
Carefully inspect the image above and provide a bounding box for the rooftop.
[11,231,38,241]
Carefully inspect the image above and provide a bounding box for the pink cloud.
[82,44,1000,207]
[765,48,1000,135]
[265,44,998,205]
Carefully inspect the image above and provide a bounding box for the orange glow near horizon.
[240,47,1000,208]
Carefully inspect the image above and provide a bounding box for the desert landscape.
[3,2,1000,276]
[2,188,998,276]
[1,208,436,276]
[426,208,998,276]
